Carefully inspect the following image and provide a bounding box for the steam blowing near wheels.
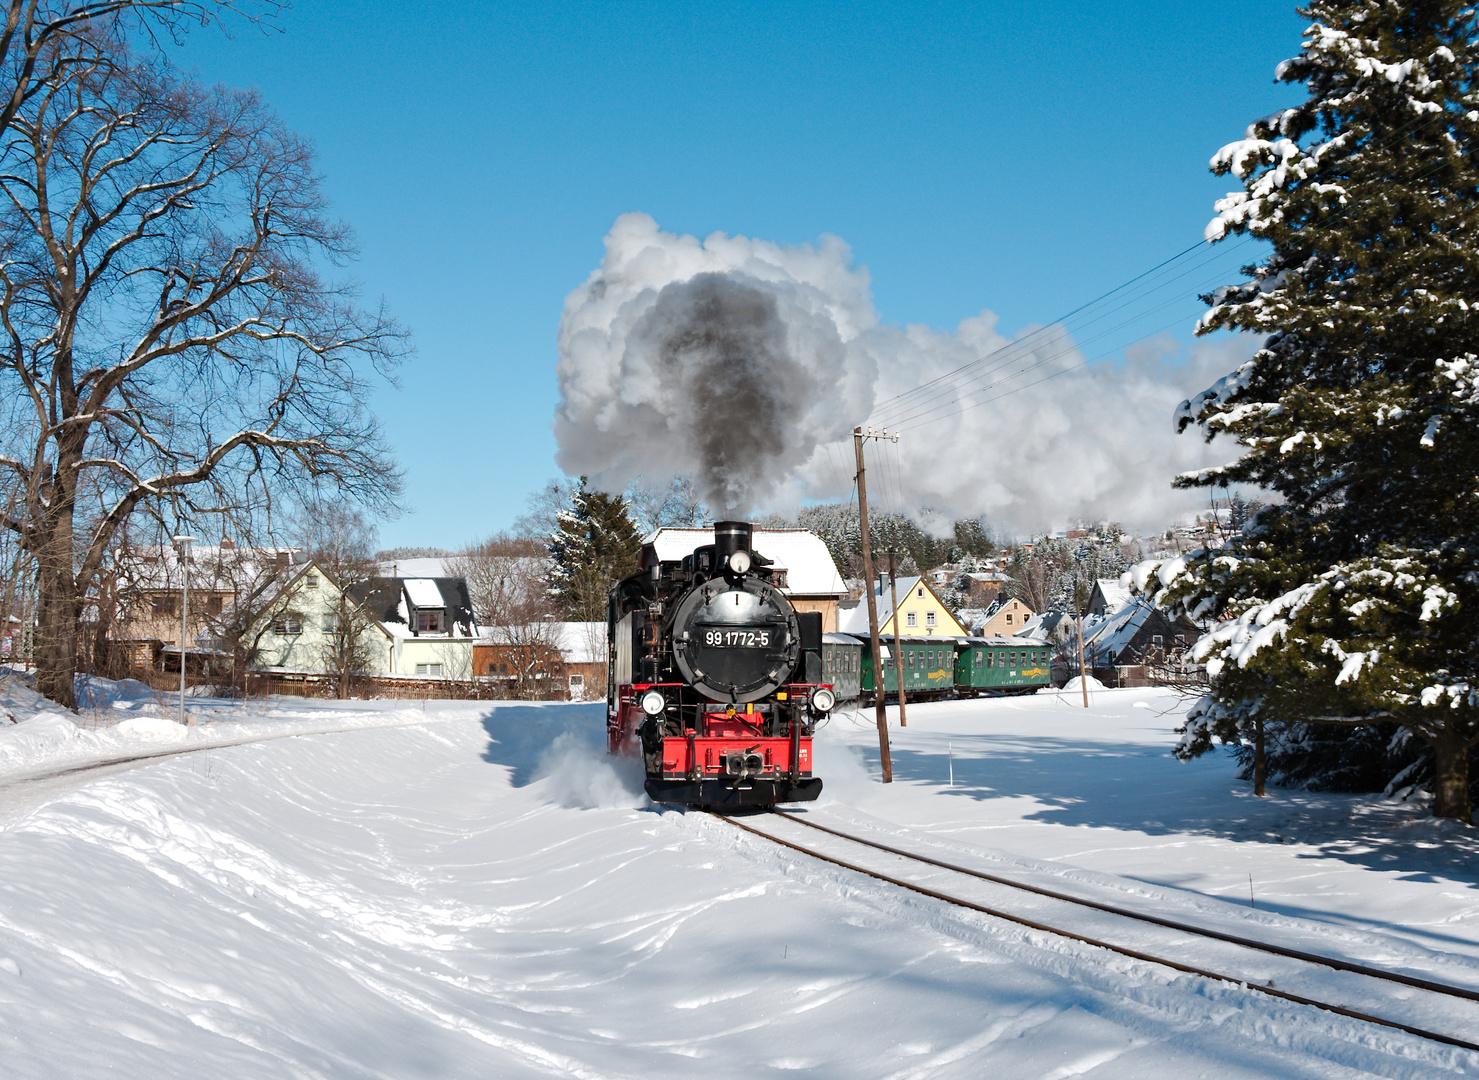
[607,521,829,807]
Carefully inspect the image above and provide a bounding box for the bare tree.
[446,533,562,699]
[626,472,707,535]
[299,502,378,699]
[0,1,269,144]
[0,35,405,707]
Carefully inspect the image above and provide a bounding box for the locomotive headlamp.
[727,550,752,575]
[810,688,836,714]
[640,689,667,716]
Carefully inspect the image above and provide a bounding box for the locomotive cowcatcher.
[608,520,830,807]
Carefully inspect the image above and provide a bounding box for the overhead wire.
[865,104,1461,434]
[885,116,1466,434]
[868,235,1256,428]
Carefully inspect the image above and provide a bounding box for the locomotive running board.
[646,777,823,807]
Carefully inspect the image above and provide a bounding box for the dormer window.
[306,573,319,589]
[416,610,443,634]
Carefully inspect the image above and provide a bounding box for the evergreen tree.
[1143,0,1479,821]
[547,478,641,622]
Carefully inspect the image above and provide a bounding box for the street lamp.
[173,535,196,725]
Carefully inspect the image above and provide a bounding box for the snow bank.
[2,691,1474,1078]
[532,731,649,809]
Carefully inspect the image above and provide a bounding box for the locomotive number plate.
[703,630,772,648]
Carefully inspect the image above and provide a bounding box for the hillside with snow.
[1,673,1476,1077]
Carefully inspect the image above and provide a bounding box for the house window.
[917,587,924,597]
[416,610,442,633]
[569,674,584,688]
[906,611,917,627]
[1005,613,1013,624]
[926,612,937,627]
[322,614,340,633]
[1152,635,1163,647]
[272,614,303,635]
[206,596,223,615]
[486,662,497,676]
[306,573,319,589]
[151,594,177,617]
[415,663,443,676]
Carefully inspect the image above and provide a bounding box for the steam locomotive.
[607,521,829,807]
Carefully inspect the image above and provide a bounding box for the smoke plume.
[554,213,1237,534]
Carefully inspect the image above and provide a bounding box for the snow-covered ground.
[1,672,1476,1077]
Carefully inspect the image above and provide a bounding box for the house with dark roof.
[1080,598,1202,685]
[348,577,477,678]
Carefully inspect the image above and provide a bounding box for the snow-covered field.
[1,672,1476,1078]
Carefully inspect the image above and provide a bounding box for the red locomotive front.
[607,521,830,807]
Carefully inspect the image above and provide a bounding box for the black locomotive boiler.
[607,520,831,807]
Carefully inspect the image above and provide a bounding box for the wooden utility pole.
[854,426,893,783]
[887,549,907,728]
[1075,599,1089,709]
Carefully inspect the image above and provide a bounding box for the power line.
[867,105,1460,431]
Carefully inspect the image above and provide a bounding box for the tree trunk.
[34,550,79,710]
[33,478,80,710]
[1431,734,1473,823]
[1253,716,1266,797]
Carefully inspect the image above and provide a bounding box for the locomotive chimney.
[713,520,753,560]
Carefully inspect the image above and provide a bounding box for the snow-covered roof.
[645,528,846,597]
[1093,578,1133,614]
[1017,611,1073,639]
[404,579,444,608]
[379,557,452,578]
[115,543,299,592]
[838,576,922,635]
[963,635,1050,647]
[552,622,606,665]
[1082,599,1154,660]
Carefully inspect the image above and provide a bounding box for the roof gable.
[645,527,846,596]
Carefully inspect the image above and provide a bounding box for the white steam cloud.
[555,213,1238,534]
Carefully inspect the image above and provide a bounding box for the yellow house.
[974,597,1034,638]
[839,576,968,638]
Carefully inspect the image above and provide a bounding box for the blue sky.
[168,0,1306,549]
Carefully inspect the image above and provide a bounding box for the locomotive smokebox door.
[671,577,800,702]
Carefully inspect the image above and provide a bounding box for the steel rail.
[709,812,1479,1055]
[771,810,1479,1005]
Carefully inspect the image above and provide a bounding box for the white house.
[252,566,478,679]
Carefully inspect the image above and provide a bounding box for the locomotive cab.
[608,520,828,807]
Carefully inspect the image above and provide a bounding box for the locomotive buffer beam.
[645,776,823,808]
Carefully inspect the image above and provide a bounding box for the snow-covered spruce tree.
[1142,0,1479,821]
[546,479,641,622]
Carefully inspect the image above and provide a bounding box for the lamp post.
[173,535,196,725]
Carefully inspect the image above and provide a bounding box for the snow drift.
[554,213,1239,533]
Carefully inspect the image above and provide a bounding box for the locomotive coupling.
[723,751,765,778]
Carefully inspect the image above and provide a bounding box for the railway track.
[709,808,1479,1056]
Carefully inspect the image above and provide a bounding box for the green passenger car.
[860,636,957,701]
[954,636,1051,695]
[821,633,865,701]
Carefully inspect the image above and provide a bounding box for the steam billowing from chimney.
[554,213,1239,534]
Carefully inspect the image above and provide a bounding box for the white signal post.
[173,535,196,726]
